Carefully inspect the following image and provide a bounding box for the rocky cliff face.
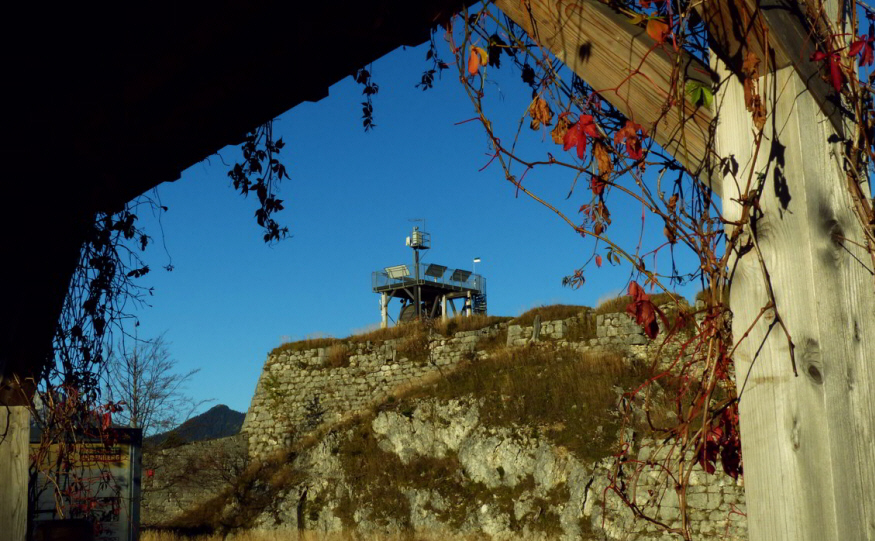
[159,308,745,539]
[242,397,745,540]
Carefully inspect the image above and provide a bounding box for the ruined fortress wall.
[243,309,668,458]
[151,306,745,538]
[141,434,248,526]
[242,324,505,457]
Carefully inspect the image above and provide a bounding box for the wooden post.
[380,293,388,329]
[0,406,30,541]
[714,58,875,540]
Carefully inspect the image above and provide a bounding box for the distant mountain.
[146,404,245,448]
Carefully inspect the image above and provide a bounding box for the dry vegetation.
[594,292,687,315]
[166,344,659,535]
[511,304,590,326]
[173,305,677,537]
[386,347,657,462]
[270,316,511,357]
[142,530,578,540]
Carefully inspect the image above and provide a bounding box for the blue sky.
[127,35,703,416]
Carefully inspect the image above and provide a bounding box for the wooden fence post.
[0,406,30,541]
[714,57,875,539]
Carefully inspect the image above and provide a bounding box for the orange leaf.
[593,140,612,177]
[468,46,488,76]
[595,254,603,268]
[551,116,571,145]
[646,19,670,44]
[467,48,481,75]
[528,97,553,130]
[614,120,645,160]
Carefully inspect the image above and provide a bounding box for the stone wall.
[157,306,747,539]
[244,309,685,458]
[243,325,505,457]
[141,434,248,526]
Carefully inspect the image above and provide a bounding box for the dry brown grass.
[271,336,340,355]
[379,347,650,463]
[347,321,426,344]
[433,314,511,336]
[270,316,511,357]
[325,344,351,368]
[511,304,590,326]
[143,530,576,540]
[594,292,688,315]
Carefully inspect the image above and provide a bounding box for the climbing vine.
[432,0,875,538]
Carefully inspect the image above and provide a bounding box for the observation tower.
[372,227,486,328]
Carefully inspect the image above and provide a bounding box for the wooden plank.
[699,0,845,136]
[0,406,30,541]
[496,0,719,193]
[714,55,875,540]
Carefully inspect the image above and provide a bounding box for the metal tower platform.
[373,228,487,327]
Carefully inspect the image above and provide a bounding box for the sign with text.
[30,428,142,541]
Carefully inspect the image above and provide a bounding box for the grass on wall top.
[510,304,592,326]
[268,315,512,357]
[594,292,689,315]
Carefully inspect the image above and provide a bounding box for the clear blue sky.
[128,35,703,416]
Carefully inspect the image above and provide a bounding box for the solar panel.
[450,269,472,282]
[385,265,410,279]
[424,264,447,278]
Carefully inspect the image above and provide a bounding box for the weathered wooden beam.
[698,0,845,136]
[496,0,719,193]
[0,407,30,541]
[714,56,875,540]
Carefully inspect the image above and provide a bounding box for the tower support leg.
[441,295,448,323]
[380,293,388,329]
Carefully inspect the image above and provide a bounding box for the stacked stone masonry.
[245,308,685,459]
[141,434,248,526]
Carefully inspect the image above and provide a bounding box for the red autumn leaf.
[562,115,598,159]
[811,49,847,92]
[595,254,603,267]
[697,441,719,474]
[646,19,670,44]
[850,34,875,67]
[625,281,664,339]
[579,114,599,137]
[828,55,844,92]
[863,41,875,66]
[613,120,645,160]
[590,175,607,196]
[563,122,586,159]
